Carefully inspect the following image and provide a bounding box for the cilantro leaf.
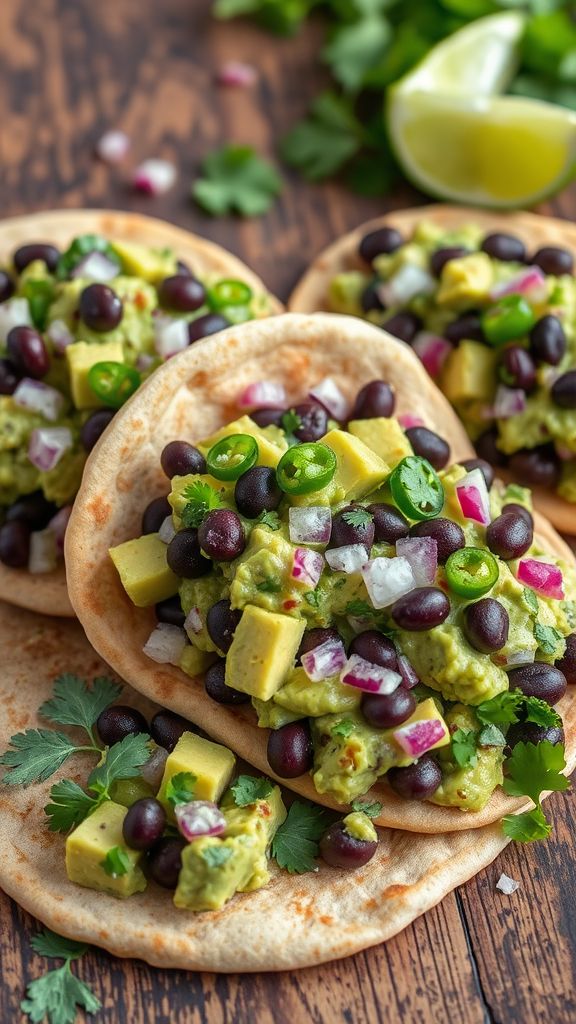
[256,510,280,530]
[0,730,86,786]
[39,674,121,740]
[164,771,197,808]
[193,145,282,216]
[201,845,233,868]
[21,964,101,1024]
[213,0,312,35]
[476,691,523,727]
[502,806,552,843]
[451,729,478,768]
[344,599,374,617]
[350,798,382,818]
[30,931,88,962]
[87,733,150,797]
[271,801,331,874]
[503,740,570,805]
[181,481,223,528]
[523,586,539,616]
[231,774,274,806]
[280,92,362,180]
[304,590,321,608]
[323,12,391,92]
[534,622,564,656]
[331,720,355,738]
[342,507,372,528]
[44,780,99,833]
[256,577,282,593]
[281,409,303,438]
[524,697,562,728]
[100,846,131,878]
[478,724,507,748]
[56,234,120,281]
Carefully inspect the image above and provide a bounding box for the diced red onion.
[71,251,119,282]
[301,636,346,682]
[393,717,448,757]
[411,332,452,378]
[95,129,131,163]
[154,317,189,359]
[517,558,564,600]
[237,380,286,410]
[140,745,169,789]
[490,266,547,303]
[143,623,187,665]
[378,265,435,307]
[492,385,526,419]
[48,505,72,555]
[398,413,425,429]
[175,800,227,840]
[361,556,416,609]
[288,506,331,545]
[0,297,31,343]
[135,352,156,373]
[215,61,258,87]
[340,653,402,695]
[395,536,438,585]
[325,543,369,574]
[46,318,74,354]
[396,653,420,689]
[14,379,66,422]
[496,873,519,895]
[184,606,203,638]
[28,427,73,472]
[455,468,491,526]
[28,528,57,574]
[503,648,535,668]
[158,515,177,544]
[133,159,176,196]
[291,547,324,588]
[309,377,350,421]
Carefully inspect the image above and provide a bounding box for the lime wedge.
[388,12,576,208]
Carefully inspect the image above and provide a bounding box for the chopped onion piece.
[136,352,156,373]
[154,317,189,359]
[309,377,349,420]
[301,636,346,682]
[398,413,425,430]
[490,266,547,303]
[14,379,66,422]
[347,614,371,634]
[184,606,203,637]
[361,556,416,609]
[143,623,187,665]
[325,544,369,574]
[378,265,435,307]
[288,506,332,545]
[517,558,564,600]
[237,380,286,410]
[396,653,420,689]
[48,505,72,555]
[411,332,452,378]
[503,648,535,668]
[340,654,402,695]
[158,515,177,544]
[0,297,31,343]
[46,318,74,354]
[28,427,73,472]
[215,61,258,87]
[496,873,520,895]
[28,529,57,574]
[396,536,438,585]
[71,251,119,282]
[492,385,526,419]
[455,468,491,526]
[95,129,130,163]
[140,746,169,790]
[175,800,227,840]
[291,547,324,588]
[133,159,177,196]
[393,717,448,757]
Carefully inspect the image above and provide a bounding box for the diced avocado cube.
[440,340,498,407]
[320,428,389,499]
[65,801,147,898]
[252,696,304,729]
[328,272,367,316]
[225,604,305,700]
[109,532,179,607]
[157,731,236,819]
[179,644,218,678]
[198,415,287,469]
[66,340,125,409]
[274,666,361,716]
[110,241,177,283]
[348,418,413,469]
[436,253,493,308]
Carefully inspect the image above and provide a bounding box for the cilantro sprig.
[502,740,570,842]
[192,145,282,216]
[476,690,562,731]
[451,729,478,769]
[165,771,197,808]
[21,929,101,1024]
[231,775,274,806]
[350,798,382,819]
[271,801,332,874]
[181,481,223,528]
[342,507,372,529]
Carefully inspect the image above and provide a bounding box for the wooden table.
[1,1,576,1020]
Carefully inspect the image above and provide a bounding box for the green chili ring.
[206,433,259,481]
[389,456,445,521]
[208,279,253,311]
[481,295,536,346]
[87,361,141,409]
[276,442,337,496]
[445,546,499,598]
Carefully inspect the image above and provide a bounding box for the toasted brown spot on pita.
[87,495,112,526]
[319,915,333,925]
[383,884,409,899]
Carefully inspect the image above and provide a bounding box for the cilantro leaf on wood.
[323,11,391,92]
[350,798,382,818]
[231,775,274,806]
[22,964,101,1024]
[100,846,131,878]
[342,507,372,528]
[213,0,313,35]
[503,740,570,806]
[39,674,121,740]
[0,731,90,787]
[87,733,150,797]
[30,931,88,962]
[271,800,331,873]
[502,806,552,843]
[280,92,362,180]
[193,145,282,216]
[44,780,99,833]
[165,771,197,808]
[451,729,478,768]
[181,481,223,528]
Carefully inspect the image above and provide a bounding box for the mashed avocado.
[431,706,504,812]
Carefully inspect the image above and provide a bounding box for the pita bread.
[289,204,576,536]
[65,312,576,832]
[0,209,282,617]
[1,599,573,971]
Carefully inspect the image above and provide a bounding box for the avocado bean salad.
[327,220,576,504]
[110,376,576,841]
[0,673,374,909]
[0,234,271,576]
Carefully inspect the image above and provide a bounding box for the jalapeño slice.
[481,295,536,346]
[206,433,259,481]
[87,361,141,409]
[276,442,337,496]
[445,546,499,598]
[389,456,444,521]
[208,279,253,311]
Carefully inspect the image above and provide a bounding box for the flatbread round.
[1,599,573,971]
[65,312,576,833]
[288,204,576,535]
[0,209,282,617]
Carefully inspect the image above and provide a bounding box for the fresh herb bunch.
[21,929,101,1024]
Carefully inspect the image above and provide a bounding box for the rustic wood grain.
[1,0,576,1020]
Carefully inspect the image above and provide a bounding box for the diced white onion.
[288,506,332,545]
[361,556,416,609]
[184,606,203,638]
[492,385,526,419]
[158,515,177,544]
[154,317,189,359]
[325,544,369,574]
[14,379,66,422]
[395,536,438,585]
[143,623,187,665]
[291,547,324,588]
[309,377,350,420]
[133,159,177,196]
[455,468,491,526]
[46,319,74,354]
[0,297,31,343]
[71,251,119,282]
[28,427,73,472]
[496,873,519,895]
[378,265,435,307]
[28,528,57,574]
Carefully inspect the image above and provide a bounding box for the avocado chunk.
[65,340,125,410]
[274,666,361,716]
[109,532,179,607]
[328,272,367,316]
[174,785,286,911]
[348,417,413,469]
[320,428,389,499]
[343,810,377,842]
[157,731,236,820]
[110,240,177,283]
[225,604,305,700]
[431,705,504,811]
[198,415,287,469]
[229,526,304,616]
[251,696,305,729]
[65,801,147,898]
[440,340,498,408]
[436,252,493,308]
[179,644,218,678]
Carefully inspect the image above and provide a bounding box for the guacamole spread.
[0,233,272,575]
[111,372,576,817]
[328,221,576,503]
